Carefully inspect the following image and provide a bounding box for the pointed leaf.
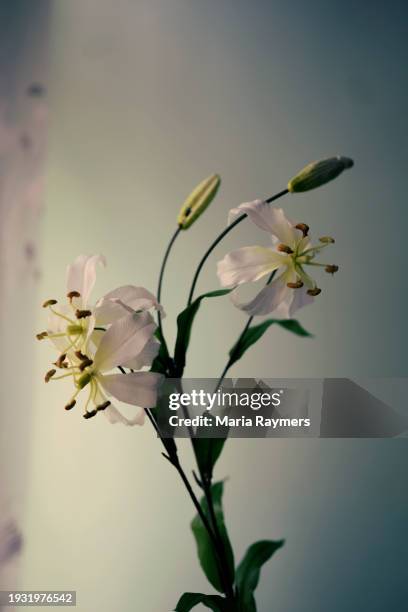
[236,540,284,611]
[174,592,227,611]
[191,481,235,593]
[229,319,311,368]
[174,289,231,375]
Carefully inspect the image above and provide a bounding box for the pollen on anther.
[96,401,111,412]
[287,280,304,289]
[67,291,81,300]
[65,399,76,411]
[54,354,67,369]
[83,409,97,419]
[36,331,48,340]
[45,369,56,383]
[79,358,93,372]
[42,299,57,308]
[325,265,339,274]
[277,244,294,254]
[75,350,87,361]
[75,309,92,319]
[295,223,309,237]
[307,287,322,296]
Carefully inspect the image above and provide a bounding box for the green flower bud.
[178,173,221,229]
[288,156,354,193]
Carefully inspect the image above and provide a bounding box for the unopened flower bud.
[177,173,221,230]
[288,156,354,193]
[325,265,339,274]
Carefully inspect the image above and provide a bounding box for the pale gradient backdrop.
[18,1,408,611]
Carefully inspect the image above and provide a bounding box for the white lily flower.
[217,201,338,317]
[44,310,163,425]
[37,255,162,363]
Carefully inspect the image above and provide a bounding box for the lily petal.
[66,255,106,308]
[288,285,314,316]
[104,403,146,426]
[98,371,163,407]
[231,275,291,316]
[229,202,299,247]
[122,337,160,370]
[93,311,156,372]
[217,246,286,288]
[95,285,164,325]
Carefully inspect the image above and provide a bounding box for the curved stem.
[157,226,182,346]
[214,269,277,391]
[187,188,288,305]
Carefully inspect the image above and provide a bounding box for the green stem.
[156,226,182,359]
[187,188,288,305]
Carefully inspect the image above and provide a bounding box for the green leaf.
[229,319,311,368]
[193,436,226,481]
[150,328,172,375]
[174,289,231,375]
[235,540,285,611]
[174,592,227,611]
[191,481,235,593]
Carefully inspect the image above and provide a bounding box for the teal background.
[6,0,407,610]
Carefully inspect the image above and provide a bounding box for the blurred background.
[1,0,407,610]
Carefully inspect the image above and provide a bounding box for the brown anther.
[307,287,322,296]
[96,401,111,412]
[36,331,48,340]
[319,236,335,244]
[42,299,57,308]
[74,350,87,361]
[79,358,93,371]
[277,244,294,254]
[65,399,76,411]
[83,409,97,419]
[44,369,56,383]
[75,309,92,319]
[67,291,81,300]
[287,280,304,289]
[54,354,68,369]
[295,223,309,237]
[325,265,339,274]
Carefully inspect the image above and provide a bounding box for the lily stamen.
[75,309,92,319]
[45,369,56,383]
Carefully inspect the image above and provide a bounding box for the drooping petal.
[93,311,156,372]
[228,202,299,247]
[104,403,146,426]
[98,371,163,408]
[95,285,164,325]
[122,337,160,370]
[231,275,291,316]
[217,246,286,288]
[66,254,106,307]
[288,285,314,317]
[94,387,146,426]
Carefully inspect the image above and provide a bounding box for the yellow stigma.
[77,371,93,390]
